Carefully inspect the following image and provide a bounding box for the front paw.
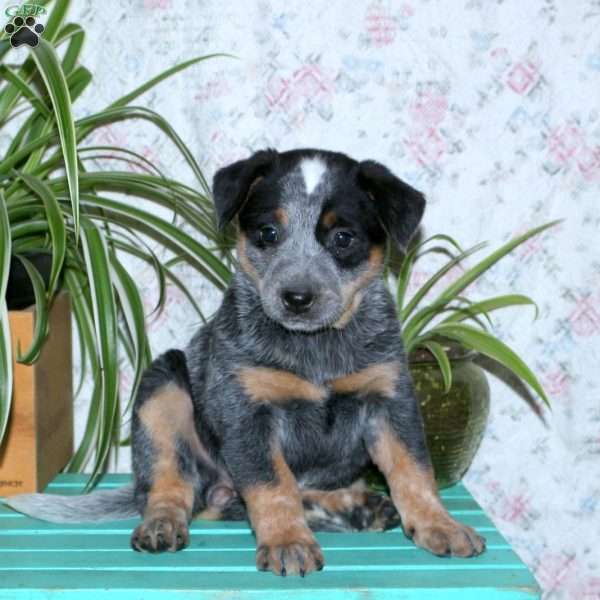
[406,517,486,558]
[131,514,189,553]
[256,539,324,576]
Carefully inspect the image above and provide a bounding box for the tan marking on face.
[368,418,449,532]
[321,210,337,228]
[333,245,385,329]
[236,233,260,285]
[243,447,315,548]
[274,207,289,226]
[331,361,400,398]
[333,291,364,328]
[237,367,327,405]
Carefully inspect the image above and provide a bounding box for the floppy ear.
[212,149,279,229]
[357,160,426,251]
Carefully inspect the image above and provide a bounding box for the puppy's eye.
[258,225,279,245]
[333,230,354,249]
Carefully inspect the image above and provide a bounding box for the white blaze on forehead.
[300,158,327,195]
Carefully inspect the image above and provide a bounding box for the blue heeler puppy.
[6,148,485,577]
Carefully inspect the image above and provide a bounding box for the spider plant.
[0,1,233,486]
[398,222,559,407]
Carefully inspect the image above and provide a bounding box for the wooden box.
[0,293,72,496]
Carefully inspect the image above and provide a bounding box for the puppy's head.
[213,149,425,332]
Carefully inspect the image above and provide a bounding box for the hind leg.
[302,481,401,533]
[130,350,228,553]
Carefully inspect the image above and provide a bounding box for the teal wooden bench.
[0,474,540,599]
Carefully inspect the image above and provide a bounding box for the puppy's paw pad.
[410,518,485,558]
[131,516,189,553]
[256,540,324,576]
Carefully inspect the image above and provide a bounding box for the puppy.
[6,149,485,576]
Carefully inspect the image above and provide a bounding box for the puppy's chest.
[278,392,368,459]
[267,363,399,459]
[237,360,400,408]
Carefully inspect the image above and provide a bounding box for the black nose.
[281,288,315,314]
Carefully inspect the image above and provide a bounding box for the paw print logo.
[4,16,44,48]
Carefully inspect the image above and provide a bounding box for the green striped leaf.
[66,65,92,102]
[0,0,69,125]
[78,193,231,288]
[64,268,100,473]
[411,222,560,336]
[419,322,550,407]
[109,253,150,415]
[20,174,66,296]
[108,54,232,110]
[422,340,452,393]
[106,53,232,193]
[401,242,486,324]
[1,106,210,206]
[0,65,51,117]
[14,255,49,364]
[59,24,85,74]
[31,39,79,239]
[442,294,538,324]
[107,228,167,314]
[79,220,120,487]
[397,234,464,317]
[0,194,12,442]
[78,146,166,178]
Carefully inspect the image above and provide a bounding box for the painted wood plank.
[0,570,540,597]
[0,547,527,570]
[0,515,498,533]
[0,530,511,551]
[0,474,540,598]
[0,591,543,600]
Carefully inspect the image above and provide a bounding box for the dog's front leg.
[362,368,486,557]
[221,403,323,576]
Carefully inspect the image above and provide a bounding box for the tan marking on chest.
[237,367,327,404]
[331,361,400,398]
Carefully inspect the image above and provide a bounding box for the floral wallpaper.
[62,1,600,598]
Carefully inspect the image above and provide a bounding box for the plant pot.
[0,292,73,496]
[410,344,490,488]
[6,254,54,310]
